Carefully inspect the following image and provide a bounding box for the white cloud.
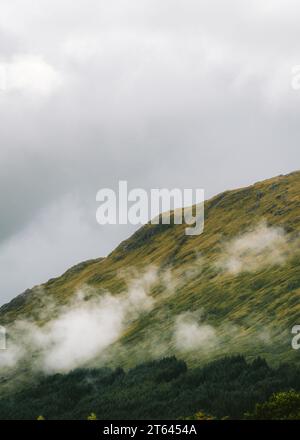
[173,311,217,352]
[0,55,62,96]
[216,221,291,274]
[0,267,159,373]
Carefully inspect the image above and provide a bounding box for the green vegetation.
[0,171,299,415]
[247,390,300,420]
[1,171,299,371]
[87,412,97,420]
[1,355,300,420]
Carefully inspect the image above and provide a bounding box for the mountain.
[0,171,300,383]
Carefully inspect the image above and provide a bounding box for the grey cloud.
[0,0,300,303]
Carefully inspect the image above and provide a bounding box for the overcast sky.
[0,0,300,305]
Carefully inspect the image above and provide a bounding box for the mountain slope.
[1,171,300,374]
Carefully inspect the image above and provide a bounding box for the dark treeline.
[1,355,300,420]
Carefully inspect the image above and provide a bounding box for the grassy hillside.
[0,171,300,374]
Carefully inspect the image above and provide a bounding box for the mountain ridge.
[0,170,300,373]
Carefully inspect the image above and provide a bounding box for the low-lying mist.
[216,221,298,274]
[0,267,161,373]
[1,220,294,376]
